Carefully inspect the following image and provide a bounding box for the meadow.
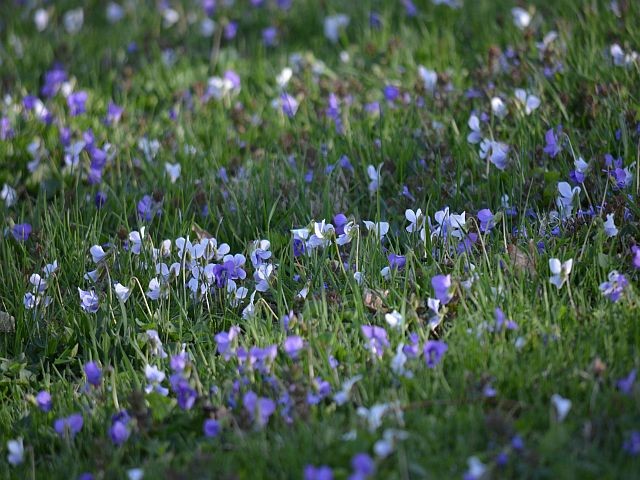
[1,0,640,478]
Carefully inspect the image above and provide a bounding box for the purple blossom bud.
[36,390,52,412]
[84,361,102,386]
[203,418,220,437]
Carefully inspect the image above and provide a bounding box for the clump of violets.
[599,271,629,302]
[361,325,389,358]
[54,413,83,439]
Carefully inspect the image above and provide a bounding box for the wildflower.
[423,340,448,368]
[431,207,466,239]
[7,438,24,466]
[374,429,409,458]
[215,326,241,360]
[617,369,636,395]
[543,127,562,157]
[68,91,88,116]
[556,182,580,219]
[203,418,220,438]
[463,456,487,480]
[109,411,131,446]
[350,453,375,480]
[631,246,640,269]
[361,325,389,358]
[391,344,412,378]
[324,14,349,43]
[54,413,83,438]
[36,390,52,412]
[113,283,131,302]
[283,335,304,359]
[262,26,277,47]
[467,114,482,144]
[603,213,618,237]
[304,465,334,480]
[367,164,382,193]
[599,270,628,302]
[165,162,181,183]
[334,375,363,406]
[514,89,540,114]
[479,139,509,170]
[405,208,426,240]
[550,394,573,424]
[11,223,32,242]
[385,310,404,330]
[363,221,389,240]
[624,431,640,456]
[78,288,100,313]
[570,157,588,183]
[387,254,406,270]
[491,97,507,119]
[549,258,573,289]
[95,191,107,208]
[277,93,299,117]
[494,307,518,331]
[144,365,168,396]
[63,8,84,34]
[511,7,532,29]
[418,66,438,92]
[1,183,17,207]
[243,391,276,427]
[84,361,102,386]
[128,228,145,255]
[146,330,168,358]
[127,469,144,480]
[477,209,495,232]
[357,403,393,432]
[431,274,453,304]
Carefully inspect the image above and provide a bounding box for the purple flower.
[402,0,418,17]
[369,12,382,29]
[599,270,629,302]
[431,274,452,304]
[477,209,495,232]
[95,191,107,208]
[423,340,448,368]
[283,335,304,359]
[78,288,99,313]
[203,418,220,438]
[173,377,197,410]
[41,65,67,98]
[36,390,52,412]
[109,417,130,446]
[304,465,334,480]
[262,27,277,47]
[224,70,241,90]
[617,369,636,395]
[84,361,102,386]
[54,413,83,438]
[215,326,240,359]
[77,474,94,480]
[224,21,238,40]
[280,93,299,118]
[361,325,389,358]
[243,391,276,427]
[624,431,640,456]
[511,435,525,451]
[383,85,400,102]
[631,246,640,269]
[543,127,562,157]
[333,213,348,235]
[388,253,406,270]
[0,116,13,140]
[11,223,32,242]
[350,453,375,479]
[106,101,123,125]
[68,91,88,116]
[494,307,518,331]
[170,352,189,373]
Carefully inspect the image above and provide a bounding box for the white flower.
[556,182,580,219]
[254,263,274,292]
[603,213,618,237]
[514,89,541,115]
[144,365,168,395]
[465,457,487,479]
[200,18,215,37]
[34,9,50,31]
[323,14,349,43]
[467,114,482,144]
[405,209,425,234]
[207,76,235,100]
[113,283,131,302]
[367,164,382,193]
[334,375,362,406]
[511,7,532,30]
[491,97,507,119]
[551,393,571,422]
[242,291,257,319]
[431,208,466,239]
[363,221,390,240]
[7,438,24,466]
[129,227,146,255]
[418,66,437,92]
[390,344,412,378]
[276,67,293,88]
[146,330,168,358]
[574,157,588,174]
[549,258,573,289]
[374,429,408,458]
[1,183,17,207]
[357,403,391,432]
[353,271,363,285]
[165,162,181,184]
[146,278,166,300]
[385,310,404,330]
[63,8,84,34]
[90,245,108,263]
[162,8,180,27]
[479,139,509,170]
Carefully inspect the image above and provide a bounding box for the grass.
[1,0,640,478]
